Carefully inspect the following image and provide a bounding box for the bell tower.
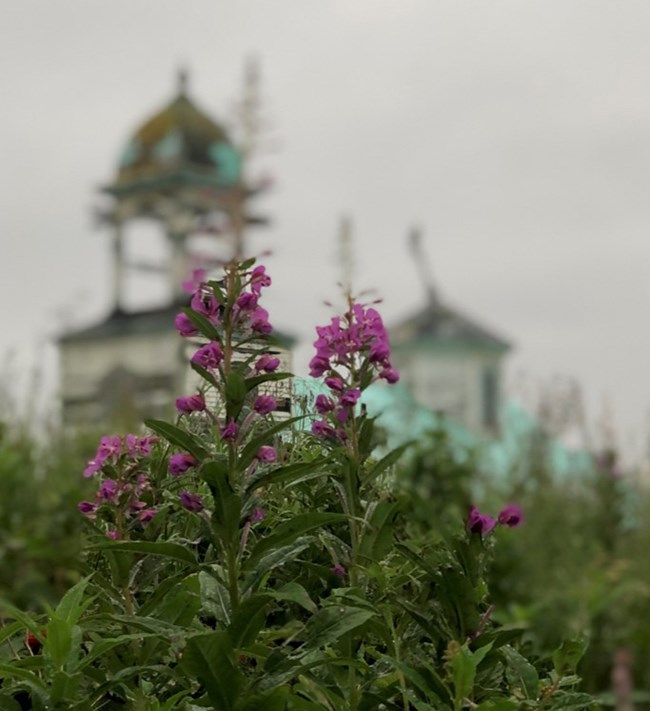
[59,68,273,427]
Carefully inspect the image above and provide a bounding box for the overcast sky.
[3,1,650,461]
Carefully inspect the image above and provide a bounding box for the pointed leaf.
[92,540,197,566]
[181,631,242,710]
[144,419,207,459]
[247,512,346,565]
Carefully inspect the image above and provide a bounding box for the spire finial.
[177,67,189,95]
[408,226,440,310]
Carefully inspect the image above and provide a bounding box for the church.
[59,71,510,439]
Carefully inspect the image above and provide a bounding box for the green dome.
[115,76,242,189]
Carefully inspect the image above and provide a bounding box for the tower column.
[169,231,189,301]
[112,220,125,312]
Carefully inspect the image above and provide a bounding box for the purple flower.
[220,421,239,441]
[249,507,265,523]
[78,501,97,519]
[180,491,205,513]
[106,530,119,540]
[315,394,335,414]
[309,355,330,378]
[176,394,206,413]
[467,506,496,535]
[182,268,207,294]
[99,478,119,502]
[380,368,400,384]
[253,395,277,415]
[169,453,198,476]
[497,504,523,528]
[250,265,271,295]
[139,508,157,524]
[331,563,346,577]
[251,306,273,334]
[175,312,199,337]
[340,388,361,406]
[191,342,223,370]
[125,434,158,459]
[256,445,277,463]
[236,291,258,311]
[255,354,280,373]
[83,435,123,476]
[312,420,337,439]
[324,376,345,392]
[190,290,220,322]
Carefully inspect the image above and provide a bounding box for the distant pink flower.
[125,434,157,459]
[253,395,276,415]
[175,394,206,413]
[249,507,265,523]
[78,501,97,519]
[255,354,280,373]
[467,506,496,535]
[175,312,198,337]
[169,453,198,476]
[498,504,523,528]
[139,508,157,524]
[180,491,204,513]
[106,530,119,540]
[256,445,277,463]
[99,478,119,502]
[220,421,239,441]
[331,563,346,577]
[191,342,223,370]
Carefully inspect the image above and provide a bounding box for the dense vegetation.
[0,260,644,709]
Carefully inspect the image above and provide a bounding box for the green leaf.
[247,512,346,565]
[239,416,304,468]
[45,617,73,669]
[202,460,242,543]
[243,539,312,594]
[54,576,92,625]
[502,646,539,700]
[245,459,330,494]
[358,499,401,562]
[552,636,588,675]
[545,692,594,711]
[244,371,292,393]
[181,306,222,342]
[225,369,247,421]
[92,540,197,566]
[363,441,413,487]
[144,419,207,459]
[199,571,232,625]
[452,643,493,708]
[236,686,290,711]
[191,361,221,389]
[181,632,242,710]
[291,605,375,659]
[0,694,22,711]
[271,582,317,614]
[228,594,273,647]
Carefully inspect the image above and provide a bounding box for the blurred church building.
[59,70,510,439]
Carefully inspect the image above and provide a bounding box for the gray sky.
[2,1,650,461]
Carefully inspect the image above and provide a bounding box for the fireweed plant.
[0,260,593,711]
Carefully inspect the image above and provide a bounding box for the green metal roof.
[390,302,511,354]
